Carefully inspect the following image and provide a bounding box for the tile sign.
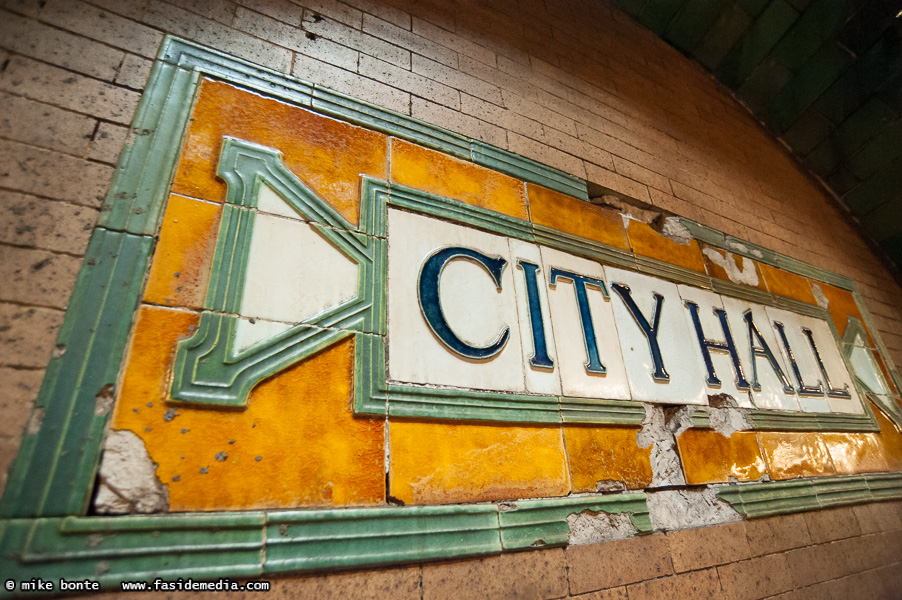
[3,38,902,589]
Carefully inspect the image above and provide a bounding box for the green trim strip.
[0,229,153,518]
[717,472,902,518]
[498,494,652,550]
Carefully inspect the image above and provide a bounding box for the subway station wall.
[2,0,902,597]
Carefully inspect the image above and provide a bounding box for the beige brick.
[422,549,567,600]
[501,89,578,137]
[0,246,82,309]
[784,542,851,588]
[413,17,496,67]
[412,54,503,106]
[820,569,888,600]
[234,0,304,26]
[717,553,794,600]
[264,565,419,600]
[743,513,813,557]
[0,303,64,368]
[874,563,902,599]
[115,54,154,90]
[2,0,43,17]
[84,0,148,20]
[667,522,750,573]
[165,0,235,25]
[853,502,902,534]
[362,13,458,68]
[40,0,165,58]
[292,54,410,114]
[341,0,409,29]
[0,56,140,124]
[359,54,460,109]
[584,161,650,203]
[87,122,129,164]
[625,567,721,600]
[301,0,363,29]
[0,139,114,206]
[0,8,124,80]
[0,191,97,254]
[0,366,43,439]
[0,92,95,155]
[411,97,506,148]
[804,506,861,544]
[567,534,673,594]
[460,92,544,142]
[234,6,358,71]
[613,156,672,194]
[0,436,24,497]
[570,587,628,600]
[509,132,586,177]
[143,1,292,73]
[302,10,410,68]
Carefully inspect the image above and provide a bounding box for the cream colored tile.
[541,246,629,400]
[233,317,293,355]
[510,239,561,395]
[765,307,831,413]
[721,298,799,411]
[256,182,303,220]
[386,208,526,392]
[797,313,863,415]
[605,268,707,405]
[677,285,754,408]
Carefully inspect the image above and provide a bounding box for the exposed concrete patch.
[658,216,692,245]
[591,194,660,225]
[647,487,740,531]
[811,283,829,309]
[707,394,751,438]
[94,384,115,417]
[702,248,759,286]
[595,479,627,493]
[567,510,638,545]
[25,408,45,435]
[94,430,169,514]
[637,405,689,487]
[726,239,763,259]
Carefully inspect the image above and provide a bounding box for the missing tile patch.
[94,430,169,514]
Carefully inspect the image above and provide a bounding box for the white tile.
[764,307,831,413]
[386,208,526,392]
[240,212,359,324]
[256,183,304,220]
[677,285,754,408]
[510,240,561,395]
[795,312,864,415]
[720,298,800,411]
[541,247,629,400]
[849,328,889,396]
[232,317,293,356]
[605,268,707,405]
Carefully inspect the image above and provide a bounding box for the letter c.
[418,247,510,360]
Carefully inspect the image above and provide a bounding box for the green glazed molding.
[716,472,902,518]
[498,494,652,550]
[0,229,153,519]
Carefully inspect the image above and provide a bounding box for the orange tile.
[873,404,902,471]
[563,425,652,491]
[757,432,835,479]
[815,282,871,341]
[677,429,767,484]
[390,138,529,220]
[388,420,569,504]
[699,244,766,290]
[171,79,388,226]
[143,194,221,309]
[111,305,384,511]
[626,220,706,273]
[526,183,629,250]
[822,432,888,475]
[758,263,817,304]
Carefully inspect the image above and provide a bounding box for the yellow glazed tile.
[816,282,871,341]
[758,263,817,305]
[143,194,221,309]
[677,429,767,484]
[699,243,766,290]
[626,220,707,273]
[388,420,569,504]
[171,78,388,226]
[757,432,836,479]
[873,405,902,471]
[562,425,652,491]
[390,138,529,220]
[822,432,888,475]
[526,183,629,250]
[111,305,384,511]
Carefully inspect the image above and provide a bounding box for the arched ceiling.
[615,0,902,269]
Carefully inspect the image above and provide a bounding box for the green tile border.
[717,472,902,518]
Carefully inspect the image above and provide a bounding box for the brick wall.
[2,0,902,596]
